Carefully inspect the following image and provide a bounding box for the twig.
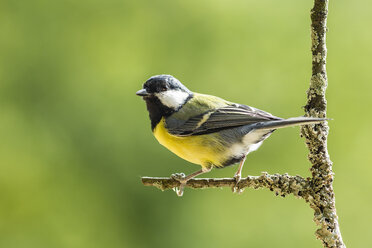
[142,172,312,198]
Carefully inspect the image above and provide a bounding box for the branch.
[301,0,346,247]
[142,172,313,199]
[141,0,345,247]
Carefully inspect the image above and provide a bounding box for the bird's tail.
[255,117,329,131]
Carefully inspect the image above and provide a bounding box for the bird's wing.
[166,99,282,136]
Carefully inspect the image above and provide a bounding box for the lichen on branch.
[142,172,312,199]
[300,0,345,247]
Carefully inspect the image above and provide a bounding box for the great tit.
[137,75,326,196]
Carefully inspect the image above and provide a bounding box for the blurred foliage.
[0,0,371,247]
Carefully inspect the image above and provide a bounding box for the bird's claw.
[232,174,244,194]
[170,173,186,181]
[171,173,186,197]
[172,183,186,197]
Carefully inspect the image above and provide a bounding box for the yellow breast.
[153,118,226,168]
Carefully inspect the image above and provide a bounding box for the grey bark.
[141,0,345,247]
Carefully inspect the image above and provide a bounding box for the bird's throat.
[144,97,175,130]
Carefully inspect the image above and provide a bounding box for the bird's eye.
[160,86,167,92]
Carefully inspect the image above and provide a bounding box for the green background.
[1,0,371,247]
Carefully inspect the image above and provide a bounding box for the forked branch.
[141,0,345,247]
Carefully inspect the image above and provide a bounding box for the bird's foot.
[232,174,244,194]
[171,173,185,181]
[171,173,187,197]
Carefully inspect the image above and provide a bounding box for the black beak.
[136,89,149,96]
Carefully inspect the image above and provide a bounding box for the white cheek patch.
[157,90,190,109]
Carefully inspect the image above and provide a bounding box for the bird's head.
[136,75,192,111]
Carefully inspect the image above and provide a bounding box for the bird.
[136,75,327,196]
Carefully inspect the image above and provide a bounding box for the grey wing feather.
[166,104,282,136]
